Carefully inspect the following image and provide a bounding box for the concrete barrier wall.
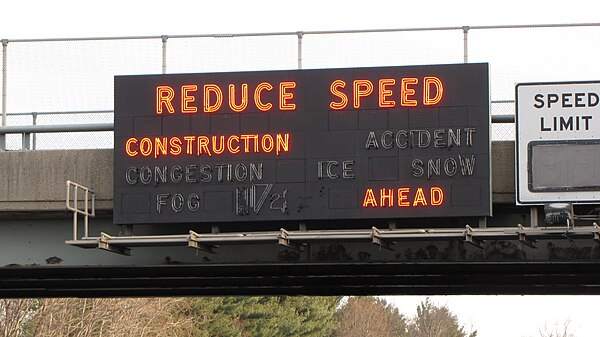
[0,142,515,213]
[0,149,113,212]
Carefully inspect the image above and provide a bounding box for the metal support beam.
[530,207,539,228]
[388,220,397,230]
[299,222,307,231]
[65,225,600,254]
[120,224,133,236]
[478,217,487,229]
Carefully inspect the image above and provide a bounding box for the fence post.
[22,132,30,150]
[161,35,168,74]
[1,39,7,151]
[297,32,304,70]
[462,26,469,63]
[32,112,37,150]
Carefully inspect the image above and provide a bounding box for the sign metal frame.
[114,64,491,225]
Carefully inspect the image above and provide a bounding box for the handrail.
[0,123,113,134]
[0,114,515,151]
[66,180,96,241]
[0,114,515,136]
[3,22,599,42]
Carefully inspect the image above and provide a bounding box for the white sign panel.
[516,81,600,204]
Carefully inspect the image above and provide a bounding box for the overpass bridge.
[2,142,600,297]
[1,24,600,297]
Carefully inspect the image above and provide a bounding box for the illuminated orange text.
[330,76,444,109]
[181,85,198,113]
[254,82,274,111]
[353,80,374,108]
[279,82,296,110]
[203,84,223,113]
[378,79,396,108]
[362,187,445,208]
[329,80,348,110]
[424,76,444,105]
[228,84,248,112]
[401,78,418,107]
[156,86,175,114]
[125,133,290,158]
[156,82,296,114]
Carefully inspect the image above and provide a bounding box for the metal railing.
[1,23,599,150]
[0,112,518,151]
[66,180,96,241]
[67,222,600,255]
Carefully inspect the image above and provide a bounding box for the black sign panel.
[114,63,490,225]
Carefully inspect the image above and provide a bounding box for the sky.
[1,0,599,39]
[385,295,593,337]
[3,1,600,336]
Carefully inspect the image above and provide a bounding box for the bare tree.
[539,320,576,337]
[28,298,195,337]
[336,296,407,337]
[407,298,476,337]
[0,299,40,337]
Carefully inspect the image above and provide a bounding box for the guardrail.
[0,122,113,150]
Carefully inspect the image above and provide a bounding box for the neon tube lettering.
[424,77,443,106]
[229,83,249,112]
[156,86,175,114]
[353,80,374,109]
[330,80,348,110]
[203,84,223,113]
[401,78,418,107]
[378,79,396,108]
[254,82,273,111]
[181,85,198,113]
[279,82,297,110]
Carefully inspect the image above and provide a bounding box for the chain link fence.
[1,24,599,149]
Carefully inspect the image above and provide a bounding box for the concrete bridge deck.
[2,142,600,297]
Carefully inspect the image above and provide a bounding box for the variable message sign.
[114,63,490,224]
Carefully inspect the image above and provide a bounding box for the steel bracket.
[464,225,484,249]
[278,228,304,251]
[371,227,394,251]
[593,224,600,244]
[98,232,131,256]
[188,231,216,253]
[518,224,537,249]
